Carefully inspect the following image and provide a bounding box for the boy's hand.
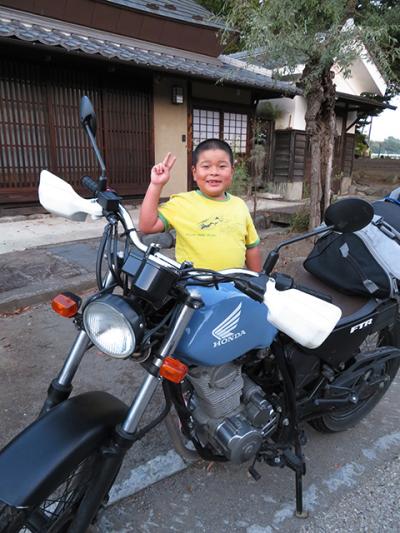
[150,152,177,186]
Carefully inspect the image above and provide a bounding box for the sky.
[368,95,400,142]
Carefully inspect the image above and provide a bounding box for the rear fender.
[333,346,400,388]
[0,391,128,508]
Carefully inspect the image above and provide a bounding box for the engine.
[186,363,278,464]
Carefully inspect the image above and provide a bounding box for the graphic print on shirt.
[199,216,224,230]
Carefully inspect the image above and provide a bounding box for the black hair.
[192,138,234,166]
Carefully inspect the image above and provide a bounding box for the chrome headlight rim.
[83,294,144,359]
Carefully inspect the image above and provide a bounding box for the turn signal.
[159,356,188,383]
[51,292,81,318]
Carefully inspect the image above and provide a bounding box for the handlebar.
[81,175,98,195]
[295,284,332,303]
[118,204,181,268]
[115,205,330,305]
[233,279,265,303]
[273,272,332,303]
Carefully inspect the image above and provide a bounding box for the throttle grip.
[81,175,98,195]
[234,280,265,303]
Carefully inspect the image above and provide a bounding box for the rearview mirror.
[324,198,373,233]
[79,96,97,137]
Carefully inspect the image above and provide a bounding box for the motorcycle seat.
[236,268,381,328]
[283,262,380,323]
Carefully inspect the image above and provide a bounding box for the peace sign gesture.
[150,152,177,186]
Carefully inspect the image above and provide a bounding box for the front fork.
[39,330,91,415]
[38,286,200,532]
[39,270,118,415]
[68,295,200,533]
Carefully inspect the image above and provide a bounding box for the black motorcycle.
[0,97,399,532]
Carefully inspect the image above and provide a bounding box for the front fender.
[0,391,128,508]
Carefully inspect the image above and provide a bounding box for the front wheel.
[0,452,98,532]
[310,325,400,433]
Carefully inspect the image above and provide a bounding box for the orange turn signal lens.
[159,356,188,383]
[51,293,80,318]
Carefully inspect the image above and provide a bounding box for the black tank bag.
[304,195,400,299]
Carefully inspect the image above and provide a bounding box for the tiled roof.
[227,48,306,70]
[105,0,224,29]
[0,11,299,96]
[336,92,395,111]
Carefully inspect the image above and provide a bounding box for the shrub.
[230,158,249,196]
[290,208,310,232]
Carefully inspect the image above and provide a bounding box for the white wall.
[153,76,188,196]
[333,57,386,96]
[264,52,386,136]
[271,96,306,130]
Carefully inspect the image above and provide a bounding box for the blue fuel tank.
[175,283,278,366]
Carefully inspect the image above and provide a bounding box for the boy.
[139,139,262,272]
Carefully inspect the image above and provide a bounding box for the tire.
[0,452,98,533]
[309,325,400,433]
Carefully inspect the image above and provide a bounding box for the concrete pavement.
[2,300,398,532]
[0,195,300,516]
[0,197,304,313]
[1,195,400,531]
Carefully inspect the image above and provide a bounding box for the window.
[192,107,249,155]
[192,108,220,146]
[223,112,248,154]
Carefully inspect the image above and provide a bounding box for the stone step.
[265,204,308,225]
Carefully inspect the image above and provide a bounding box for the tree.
[356,1,400,97]
[370,136,400,155]
[223,1,400,228]
[197,0,226,14]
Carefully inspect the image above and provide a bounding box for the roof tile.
[0,16,298,96]
[105,0,224,29]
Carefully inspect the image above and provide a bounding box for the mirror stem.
[85,123,107,185]
[263,224,334,275]
[274,224,334,253]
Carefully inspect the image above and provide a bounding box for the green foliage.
[230,158,249,196]
[196,1,240,52]
[222,1,400,95]
[197,0,226,15]
[355,131,370,157]
[370,136,400,155]
[223,0,400,228]
[302,181,311,199]
[332,172,343,191]
[256,101,282,121]
[290,208,310,232]
[355,1,400,95]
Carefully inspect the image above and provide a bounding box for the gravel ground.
[301,454,400,532]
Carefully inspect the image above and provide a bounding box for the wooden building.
[229,49,394,200]
[269,93,392,199]
[0,0,297,209]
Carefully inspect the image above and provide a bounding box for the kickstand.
[283,437,309,518]
[294,469,308,518]
[294,436,308,519]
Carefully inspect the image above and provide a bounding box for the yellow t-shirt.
[158,190,260,270]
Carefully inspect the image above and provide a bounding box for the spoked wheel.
[0,453,98,533]
[310,326,400,433]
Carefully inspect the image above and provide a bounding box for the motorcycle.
[0,96,399,532]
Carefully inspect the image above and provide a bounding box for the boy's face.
[192,149,233,200]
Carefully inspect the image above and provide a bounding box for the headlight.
[83,294,144,358]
